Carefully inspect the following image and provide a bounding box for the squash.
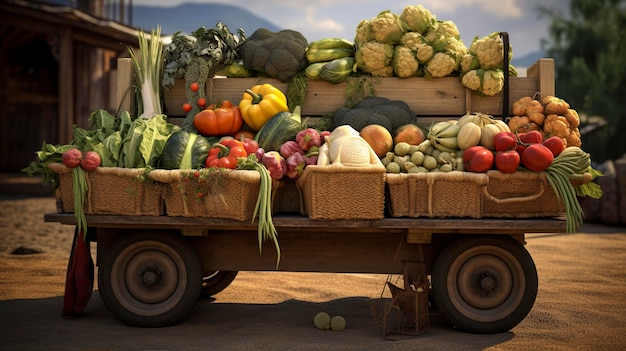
[160,130,212,169]
[456,122,481,150]
[254,106,305,151]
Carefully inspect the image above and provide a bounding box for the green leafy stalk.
[72,167,88,240]
[129,26,164,119]
[238,155,280,268]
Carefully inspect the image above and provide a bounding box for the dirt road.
[1,196,625,350]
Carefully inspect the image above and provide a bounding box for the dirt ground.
[1,195,625,350]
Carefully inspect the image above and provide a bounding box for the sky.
[132,0,571,59]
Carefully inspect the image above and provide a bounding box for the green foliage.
[538,0,626,161]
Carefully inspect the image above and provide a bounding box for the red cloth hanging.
[62,227,94,316]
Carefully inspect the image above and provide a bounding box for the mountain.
[131,3,282,37]
[512,50,546,68]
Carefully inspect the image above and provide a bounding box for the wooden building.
[0,0,139,173]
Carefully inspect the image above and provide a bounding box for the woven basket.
[149,169,280,221]
[48,163,164,216]
[386,171,488,218]
[296,164,386,220]
[482,170,564,218]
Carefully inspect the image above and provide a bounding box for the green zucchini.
[254,106,305,151]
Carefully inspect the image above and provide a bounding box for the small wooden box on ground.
[296,164,386,220]
[49,163,164,216]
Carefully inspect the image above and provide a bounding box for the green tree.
[538,0,626,162]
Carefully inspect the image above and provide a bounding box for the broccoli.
[334,109,392,132]
[239,28,309,82]
[331,108,351,129]
[353,97,415,132]
[370,104,415,131]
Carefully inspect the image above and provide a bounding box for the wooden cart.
[45,57,566,334]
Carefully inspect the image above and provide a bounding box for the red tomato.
[518,130,543,144]
[521,144,554,172]
[542,136,566,157]
[190,82,199,92]
[463,145,494,173]
[233,130,255,141]
[495,150,521,173]
[182,102,192,113]
[197,97,207,108]
[494,131,518,152]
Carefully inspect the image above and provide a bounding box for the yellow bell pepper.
[239,84,289,131]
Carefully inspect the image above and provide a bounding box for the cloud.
[420,0,523,18]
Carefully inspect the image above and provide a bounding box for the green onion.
[129,26,164,119]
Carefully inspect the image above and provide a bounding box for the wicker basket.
[386,171,488,218]
[48,163,164,216]
[149,169,281,221]
[482,170,564,218]
[296,164,386,220]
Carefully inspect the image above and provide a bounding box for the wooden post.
[116,57,133,114]
[527,58,555,98]
[58,26,74,144]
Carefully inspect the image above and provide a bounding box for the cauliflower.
[369,10,406,45]
[416,43,434,64]
[354,19,373,47]
[355,41,394,74]
[400,32,427,52]
[392,45,419,78]
[461,68,505,96]
[424,20,461,42]
[432,35,467,67]
[369,66,395,77]
[468,32,512,70]
[425,52,456,78]
[460,53,480,73]
[239,28,308,82]
[400,4,436,34]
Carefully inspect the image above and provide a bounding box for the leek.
[129,26,164,119]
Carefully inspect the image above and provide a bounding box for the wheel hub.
[479,272,496,291]
[140,265,161,286]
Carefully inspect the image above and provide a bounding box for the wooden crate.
[115,57,554,121]
[154,58,555,120]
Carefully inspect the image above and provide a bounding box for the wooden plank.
[116,58,133,114]
[189,230,421,273]
[44,213,567,234]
